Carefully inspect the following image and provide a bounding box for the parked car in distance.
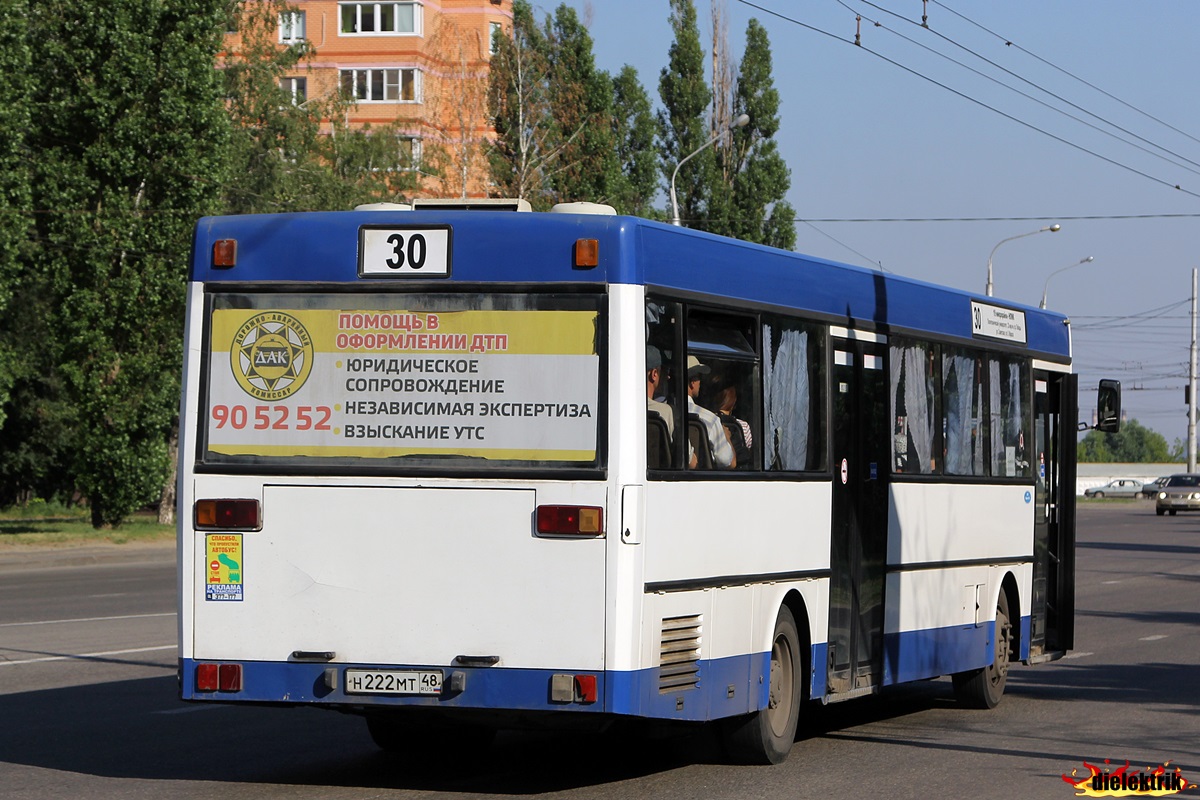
[1140,476,1170,499]
[1084,478,1144,499]
[1155,473,1200,515]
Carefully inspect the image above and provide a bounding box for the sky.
[545,0,1200,450]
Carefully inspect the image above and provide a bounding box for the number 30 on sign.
[359,226,451,278]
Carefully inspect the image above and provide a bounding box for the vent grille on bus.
[658,614,701,693]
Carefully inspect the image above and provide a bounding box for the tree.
[24,0,229,527]
[420,12,492,199]
[1078,419,1172,463]
[488,0,555,206]
[712,18,796,249]
[658,0,712,228]
[610,66,660,217]
[0,0,32,433]
[543,5,617,206]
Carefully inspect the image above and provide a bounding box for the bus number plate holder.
[359,226,452,278]
[344,668,443,695]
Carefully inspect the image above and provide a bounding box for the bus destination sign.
[970,300,1027,344]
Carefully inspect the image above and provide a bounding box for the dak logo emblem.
[230,312,313,401]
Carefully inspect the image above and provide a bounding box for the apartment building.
[234,0,512,197]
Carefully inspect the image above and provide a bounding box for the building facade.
[228,0,512,198]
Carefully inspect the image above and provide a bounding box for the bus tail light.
[536,505,603,536]
[196,663,243,693]
[194,499,261,531]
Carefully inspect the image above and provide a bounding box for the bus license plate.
[344,669,443,696]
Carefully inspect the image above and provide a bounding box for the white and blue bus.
[178,202,1119,764]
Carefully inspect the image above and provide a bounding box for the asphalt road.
[1,503,1198,799]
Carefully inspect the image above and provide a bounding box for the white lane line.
[0,644,176,667]
[0,612,176,628]
[1062,651,1094,659]
[1139,634,1169,641]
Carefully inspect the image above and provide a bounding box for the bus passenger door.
[828,335,889,694]
[1031,371,1077,658]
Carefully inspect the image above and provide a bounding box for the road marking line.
[0,644,176,667]
[1063,651,1094,659]
[1139,634,1169,641]
[0,612,176,629]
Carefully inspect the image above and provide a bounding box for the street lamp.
[1040,255,1094,309]
[985,223,1061,297]
[669,113,750,227]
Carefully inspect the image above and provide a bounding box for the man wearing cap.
[646,346,675,438]
[687,355,736,469]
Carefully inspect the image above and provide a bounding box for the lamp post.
[985,223,1061,296]
[1040,255,1094,309]
[669,113,750,227]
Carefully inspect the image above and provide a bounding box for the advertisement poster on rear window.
[203,299,600,463]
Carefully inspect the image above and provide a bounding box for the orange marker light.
[574,238,599,268]
[212,239,237,268]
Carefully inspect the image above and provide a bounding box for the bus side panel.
[633,481,830,721]
[884,483,1034,684]
[887,483,1035,565]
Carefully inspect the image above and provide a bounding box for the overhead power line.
[731,0,1200,201]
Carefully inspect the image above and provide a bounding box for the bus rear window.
[199,291,603,471]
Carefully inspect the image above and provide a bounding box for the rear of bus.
[178,209,615,743]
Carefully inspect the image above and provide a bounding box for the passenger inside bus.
[715,384,753,468]
[646,346,675,438]
[686,356,736,469]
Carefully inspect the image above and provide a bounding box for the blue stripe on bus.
[180,614,1028,721]
[192,212,1071,356]
[881,614,1031,685]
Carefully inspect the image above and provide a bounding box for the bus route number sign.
[359,226,452,278]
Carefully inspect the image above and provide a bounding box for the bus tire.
[365,713,495,758]
[720,605,802,765]
[953,590,1011,709]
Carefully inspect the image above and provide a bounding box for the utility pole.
[1190,268,1197,472]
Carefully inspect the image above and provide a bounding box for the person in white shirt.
[686,355,735,469]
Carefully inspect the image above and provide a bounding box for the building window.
[339,2,421,35]
[398,136,422,170]
[279,11,306,42]
[340,68,420,103]
[489,21,502,55]
[280,77,307,105]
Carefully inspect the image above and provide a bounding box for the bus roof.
[193,209,1071,358]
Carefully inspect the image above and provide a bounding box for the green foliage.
[658,0,712,226]
[14,0,230,527]
[488,0,553,205]
[610,66,660,217]
[721,19,796,250]
[543,6,618,206]
[0,0,33,430]
[1078,419,1172,463]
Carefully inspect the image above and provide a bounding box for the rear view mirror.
[1095,379,1121,433]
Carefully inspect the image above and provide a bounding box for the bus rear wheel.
[953,590,1011,709]
[720,605,802,764]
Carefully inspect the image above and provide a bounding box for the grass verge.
[0,507,173,548]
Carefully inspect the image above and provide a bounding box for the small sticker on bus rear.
[206,534,244,602]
